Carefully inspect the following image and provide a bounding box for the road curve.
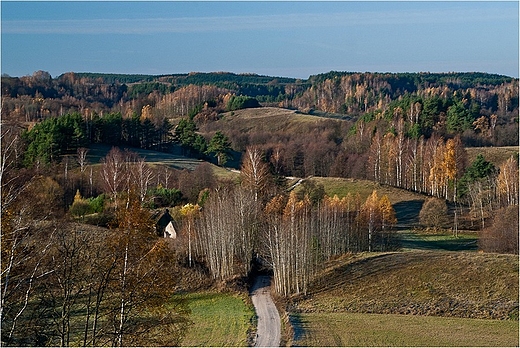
[250,276,281,347]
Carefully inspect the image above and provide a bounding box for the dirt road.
[250,276,281,347]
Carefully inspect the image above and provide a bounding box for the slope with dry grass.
[291,251,518,320]
[466,146,519,166]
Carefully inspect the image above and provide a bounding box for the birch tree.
[497,156,519,207]
[241,146,271,204]
[179,203,200,268]
[100,147,127,205]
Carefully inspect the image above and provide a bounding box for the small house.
[156,209,177,238]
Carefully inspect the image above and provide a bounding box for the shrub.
[419,198,449,231]
[69,191,105,217]
[87,194,106,213]
[149,187,183,207]
[479,205,519,254]
[226,95,260,111]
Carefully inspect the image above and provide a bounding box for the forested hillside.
[2,71,517,142]
[2,69,518,233]
[1,70,518,345]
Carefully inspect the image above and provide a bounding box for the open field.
[289,250,518,346]
[292,312,519,347]
[177,291,255,347]
[466,146,518,166]
[309,177,426,204]
[207,107,331,134]
[292,251,518,320]
[398,230,478,251]
[85,143,238,178]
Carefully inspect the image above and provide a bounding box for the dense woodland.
[1,70,518,346]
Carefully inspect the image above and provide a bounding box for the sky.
[1,1,519,79]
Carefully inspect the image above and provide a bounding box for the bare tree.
[241,146,271,204]
[129,157,154,204]
[179,203,200,268]
[195,185,257,279]
[1,126,30,214]
[1,212,54,345]
[100,147,127,206]
[497,156,519,207]
[76,147,89,173]
[479,205,519,254]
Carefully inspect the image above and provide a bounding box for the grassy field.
[398,230,478,251]
[294,251,518,320]
[290,250,518,346]
[85,143,237,178]
[292,312,519,347]
[309,177,426,204]
[466,146,518,166]
[204,107,334,135]
[177,291,255,347]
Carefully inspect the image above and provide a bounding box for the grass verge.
[293,312,519,347]
[177,291,255,347]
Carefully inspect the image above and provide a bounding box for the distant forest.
[2,70,517,118]
[2,70,518,154]
[2,69,518,176]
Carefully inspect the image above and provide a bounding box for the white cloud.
[2,6,516,35]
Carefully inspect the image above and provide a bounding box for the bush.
[69,198,90,217]
[149,187,183,207]
[69,191,105,217]
[479,205,519,254]
[226,95,260,111]
[87,194,106,213]
[419,198,449,231]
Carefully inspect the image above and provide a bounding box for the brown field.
[292,251,518,320]
[211,107,327,133]
[466,146,518,166]
[85,143,237,178]
[308,177,425,204]
[290,251,518,346]
[292,312,519,347]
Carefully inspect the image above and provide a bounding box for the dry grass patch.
[466,146,519,166]
[310,177,425,204]
[293,312,519,347]
[203,107,344,136]
[293,251,518,320]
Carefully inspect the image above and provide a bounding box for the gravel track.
[250,276,281,347]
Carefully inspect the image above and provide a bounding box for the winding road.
[250,276,281,347]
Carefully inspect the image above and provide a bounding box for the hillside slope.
[291,251,518,320]
[200,107,349,143]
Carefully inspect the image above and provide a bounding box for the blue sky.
[2,1,519,79]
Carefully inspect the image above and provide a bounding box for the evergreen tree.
[206,131,232,166]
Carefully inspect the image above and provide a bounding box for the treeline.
[1,71,301,122]
[3,70,517,149]
[20,112,172,166]
[289,72,518,144]
[307,71,515,89]
[4,70,516,137]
